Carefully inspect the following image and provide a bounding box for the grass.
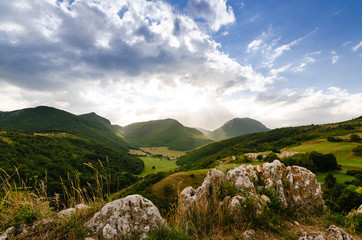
[316,172,356,183]
[141,147,186,158]
[138,157,178,176]
[152,170,208,198]
[285,140,362,169]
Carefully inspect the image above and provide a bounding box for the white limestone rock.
[327,225,355,240]
[299,230,326,240]
[84,194,165,239]
[0,227,15,240]
[180,160,326,218]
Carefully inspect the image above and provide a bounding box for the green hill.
[123,119,213,151]
[206,118,270,141]
[0,130,143,195]
[177,117,362,170]
[0,106,130,150]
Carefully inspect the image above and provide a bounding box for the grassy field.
[152,169,208,197]
[285,140,361,169]
[140,147,186,158]
[316,172,356,183]
[138,157,178,176]
[128,149,147,156]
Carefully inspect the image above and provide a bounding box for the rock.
[327,225,355,240]
[0,227,15,240]
[57,207,76,218]
[180,168,225,206]
[180,160,326,219]
[75,203,89,211]
[299,230,325,240]
[57,203,90,218]
[84,194,165,239]
[241,229,256,239]
[347,204,362,217]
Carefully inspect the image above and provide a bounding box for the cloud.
[331,51,340,64]
[186,0,235,31]
[0,0,265,96]
[227,87,362,128]
[352,41,362,52]
[247,39,263,52]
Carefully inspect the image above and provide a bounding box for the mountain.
[206,118,269,141]
[123,119,213,151]
[177,117,362,170]
[0,106,130,150]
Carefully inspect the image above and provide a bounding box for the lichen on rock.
[84,194,165,239]
[180,160,326,217]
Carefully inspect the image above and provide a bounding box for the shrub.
[256,154,264,161]
[327,137,343,142]
[324,173,336,189]
[352,146,362,156]
[350,134,361,142]
[265,152,279,162]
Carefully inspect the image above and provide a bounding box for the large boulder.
[84,194,165,239]
[180,160,325,213]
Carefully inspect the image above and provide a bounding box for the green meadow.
[286,140,361,169]
[138,157,178,176]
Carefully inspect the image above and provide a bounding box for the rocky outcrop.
[84,194,165,239]
[180,160,325,214]
[299,225,356,240]
[347,204,362,217]
[327,225,355,240]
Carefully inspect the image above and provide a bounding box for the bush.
[327,137,343,142]
[324,173,336,189]
[265,152,279,162]
[256,154,264,161]
[350,134,361,142]
[281,151,340,173]
[352,146,362,156]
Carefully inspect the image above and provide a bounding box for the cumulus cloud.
[186,0,235,31]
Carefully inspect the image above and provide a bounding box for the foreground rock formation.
[180,160,326,212]
[84,194,165,239]
[299,225,356,240]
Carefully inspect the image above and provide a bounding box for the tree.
[350,134,361,142]
[256,154,264,161]
[152,166,156,170]
[324,173,336,189]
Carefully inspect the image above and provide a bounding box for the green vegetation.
[323,173,362,214]
[123,119,212,151]
[177,118,362,171]
[316,172,356,183]
[0,130,143,196]
[138,157,178,176]
[206,117,269,141]
[140,147,186,158]
[286,140,362,169]
[281,151,340,173]
[0,106,130,150]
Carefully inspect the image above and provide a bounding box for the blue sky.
[0,0,361,129]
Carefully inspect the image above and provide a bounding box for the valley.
[0,106,361,239]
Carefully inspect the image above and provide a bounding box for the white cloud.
[352,41,362,52]
[247,39,263,52]
[227,87,362,129]
[331,51,340,64]
[186,0,235,32]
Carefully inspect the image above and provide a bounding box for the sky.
[0,0,361,130]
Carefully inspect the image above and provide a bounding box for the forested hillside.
[123,119,212,151]
[0,106,130,150]
[0,130,143,195]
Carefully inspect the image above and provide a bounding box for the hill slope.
[123,119,212,151]
[177,117,362,170]
[0,106,130,150]
[206,117,269,141]
[0,130,143,195]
